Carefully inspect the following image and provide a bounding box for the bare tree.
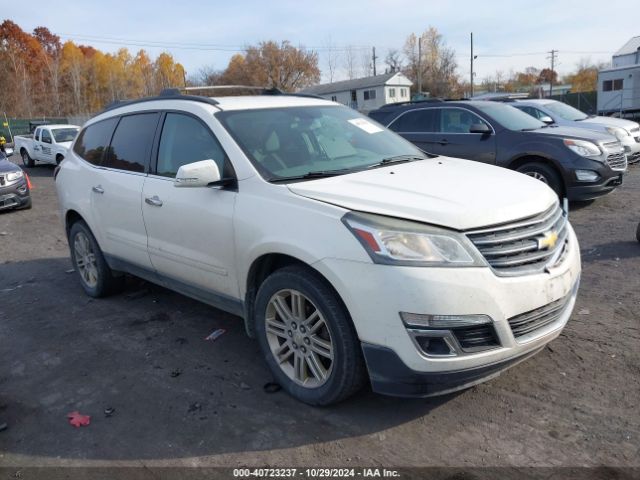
[344,45,357,80]
[359,49,372,77]
[385,49,402,73]
[323,36,339,83]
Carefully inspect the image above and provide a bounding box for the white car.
[15,124,80,167]
[512,99,640,163]
[55,91,581,405]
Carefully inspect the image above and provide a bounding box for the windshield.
[52,128,79,143]
[474,102,546,131]
[545,101,589,121]
[216,105,425,181]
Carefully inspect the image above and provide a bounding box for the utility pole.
[372,46,378,76]
[470,32,474,98]
[547,49,557,97]
[417,36,422,94]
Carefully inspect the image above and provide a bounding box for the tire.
[56,154,64,165]
[636,222,640,243]
[516,162,563,197]
[254,265,366,406]
[21,150,34,168]
[68,220,124,297]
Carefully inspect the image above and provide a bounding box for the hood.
[579,116,640,133]
[287,158,557,230]
[57,141,73,149]
[0,157,21,173]
[527,125,616,143]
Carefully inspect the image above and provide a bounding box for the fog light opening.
[575,170,600,182]
[415,336,453,356]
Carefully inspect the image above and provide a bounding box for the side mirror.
[469,123,491,134]
[539,115,554,125]
[4,147,14,157]
[174,160,221,188]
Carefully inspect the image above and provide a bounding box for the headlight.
[605,126,630,141]
[342,212,485,267]
[563,139,601,157]
[6,171,24,182]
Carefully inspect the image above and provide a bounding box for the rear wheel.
[636,222,640,242]
[21,150,34,168]
[254,265,366,405]
[68,221,124,297]
[56,154,64,165]
[516,162,563,197]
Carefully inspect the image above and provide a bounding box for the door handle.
[145,195,163,207]
[92,185,104,194]
[438,139,449,146]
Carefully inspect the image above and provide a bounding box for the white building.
[598,36,640,115]
[300,72,413,113]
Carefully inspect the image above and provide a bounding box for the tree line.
[1,18,605,119]
[0,20,185,118]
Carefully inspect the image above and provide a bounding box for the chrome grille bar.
[466,202,569,276]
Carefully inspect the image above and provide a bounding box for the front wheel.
[636,222,640,242]
[516,162,563,197]
[254,265,366,405]
[21,150,34,168]
[68,221,124,297]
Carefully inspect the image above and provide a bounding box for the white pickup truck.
[15,124,80,167]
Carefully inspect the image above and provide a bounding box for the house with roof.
[598,36,640,115]
[300,72,413,113]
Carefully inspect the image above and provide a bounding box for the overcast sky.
[4,0,637,84]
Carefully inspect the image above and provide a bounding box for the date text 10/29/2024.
[233,468,401,478]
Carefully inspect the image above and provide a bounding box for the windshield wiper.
[269,168,353,183]
[367,154,427,169]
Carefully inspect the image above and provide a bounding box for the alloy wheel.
[265,289,334,388]
[73,231,99,288]
[525,171,549,184]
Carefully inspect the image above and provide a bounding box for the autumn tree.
[220,41,319,91]
[537,68,558,85]
[563,59,605,92]
[403,27,458,97]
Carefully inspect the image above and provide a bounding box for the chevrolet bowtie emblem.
[537,230,559,250]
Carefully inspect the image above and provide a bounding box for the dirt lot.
[0,160,639,474]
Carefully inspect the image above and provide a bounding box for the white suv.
[55,90,581,405]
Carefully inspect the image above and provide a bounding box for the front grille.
[606,151,627,170]
[508,292,572,339]
[452,325,499,352]
[628,152,640,164]
[466,203,568,276]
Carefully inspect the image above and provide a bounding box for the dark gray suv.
[369,100,627,201]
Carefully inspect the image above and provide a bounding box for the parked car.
[510,99,640,164]
[369,100,626,201]
[0,147,32,210]
[55,90,581,405]
[15,124,80,168]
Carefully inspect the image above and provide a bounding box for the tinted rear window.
[73,118,118,165]
[103,113,159,172]
[389,109,437,133]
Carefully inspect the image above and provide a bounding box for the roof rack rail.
[100,85,325,113]
[177,85,324,99]
[380,98,444,108]
[102,90,220,113]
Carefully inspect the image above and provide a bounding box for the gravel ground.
[0,160,638,475]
